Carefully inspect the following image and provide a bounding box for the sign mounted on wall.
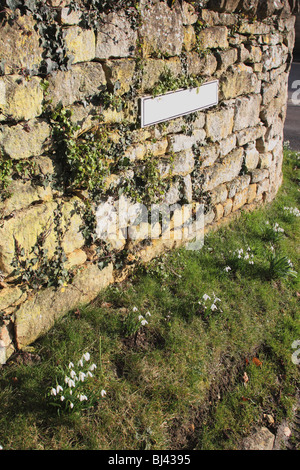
[140,80,219,128]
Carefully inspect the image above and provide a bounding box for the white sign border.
[140,80,219,128]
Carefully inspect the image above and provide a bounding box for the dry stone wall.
[0,0,298,363]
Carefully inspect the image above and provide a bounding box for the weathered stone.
[183,25,197,52]
[140,0,184,57]
[259,153,273,168]
[247,183,257,203]
[251,168,269,183]
[168,129,206,152]
[59,7,82,25]
[262,45,288,71]
[219,134,237,157]
[223,198,233,216]
[0,13,43,75]
[0,201,57,275]
[239,22,271,35]
[0,75,43,122]
[61,198,86,254]
[245,142,260,170]
[102,59,136,95]
[210,184,228,205]
[0,180,53,218]
[205,106,234,142]
[0,287,23,312]
[197,26,228,50]
[245,45,263,63]
[0,119,51,160]
[171,149,195,176]
[227,175,251,198]
[236,125,266,146]
[199,144,220,167]
[182,2,198,24]
[202,148,244,191]
[47,62,106,107]
[140,57,182,93]
[214,203,224,220]
[186,52,218,77]
[233,94,262,132]
[95,12,137,59]
[220,64,258,100]
[14,263,114,349]
[215,48,238,73]
[207,0,240,13]
[65,249,87,270]
[232,187,249,211]
[64,26,96,63]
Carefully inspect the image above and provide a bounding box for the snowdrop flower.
[79,372,86,382]
[214,296,221,302]
[68,362,74,369]
[70,402,74,409]
[141,319,148,326]
[60,396,65,402]
[86,371,93,378]
[79,394,88,402]
[211,304,218,311]
[224,266,231,272]
[70,369,77,379]
[78,359,84,367]
[145,311,151,317]
[50,388,57,396]
[203,294,210,301]
[89,363,97,371]
[68,379,76,388]
[83,352,90,361]
[138,315,144,321]
[101,389,106,397]
[64,376,70,384]
[0,445,3,450]
[133,306,138,312]
[56,385,63,394]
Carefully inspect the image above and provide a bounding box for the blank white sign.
[140,80,218,128]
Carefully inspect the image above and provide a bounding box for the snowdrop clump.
[49,352,105,413]
[283,206,300,218]
[199,292,222,314]
[124,307,152,336]
[233,246,255,265]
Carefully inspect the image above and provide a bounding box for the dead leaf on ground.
[252,357,262,367]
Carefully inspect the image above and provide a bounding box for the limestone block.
[210,184,228,205]
[139,0,184,57]
[245,45,263,63]
[0,180,53,218]
[215,48,238,73]
[233,94,262,132]
[0,75,43,122]
[199,144,220,168]
[262,45,289,71]
[0,13,43,75]
[245,143,260,170]
[61,198,86,255]
[14,263,114,349]
[64,26,96,63]
[236,125,266,146]
[205,106,234,142]
[256,178,270,196]
[232,187,249,211]
[214,203,224,220]
[223,198,233,216]
[102,59,136,95]
[239,22,271,36]
[0,119,51,160]
[227,175,251,198]
[183,25,197,52]
[197,26,228,50]
[0,287,23,312]
[171,149,195,176]
[259,153,273,168]
[47,62,106,107]
[251,168,269,183]
[220,64,258,100]
[168,129,206,152]
[202,148,244,191]
[140,57,182,93]
[59,7,82,25]
[95,12,137,59]
[219,134,237,157]
[186,52,218,77]
[247,183,257,203]
[0,201,58,275]
[182,2,198,25]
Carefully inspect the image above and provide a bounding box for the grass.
[0,147,299,450]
